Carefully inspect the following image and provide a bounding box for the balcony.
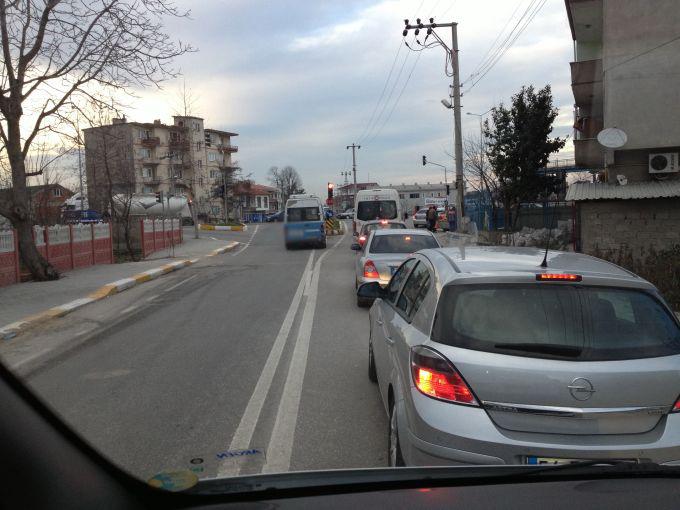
[168,138,190,152]
[217,144,238,153]
[570,59,602,107]
[574,138,605,169]
[139,136,160,148]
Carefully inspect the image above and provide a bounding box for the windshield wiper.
[494,343,582,357]
[517,460,680,478]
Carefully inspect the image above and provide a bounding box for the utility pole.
[403,17,465,231]
[450,24,464,227]
[346,143,360,208]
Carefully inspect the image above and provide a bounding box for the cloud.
[289,19,366,51]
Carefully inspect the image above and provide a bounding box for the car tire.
[319,238,327,249]
[357,295,371,308]
[368,342,378,383]
[388,398,405,467]
[285,242,292,250]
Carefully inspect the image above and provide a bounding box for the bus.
[284,194,326,249]
[353,188,402,234]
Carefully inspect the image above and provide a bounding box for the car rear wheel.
[319,238,327,249]
[357,295,371,308]
[368,342,377,383]
[388,398,405,467]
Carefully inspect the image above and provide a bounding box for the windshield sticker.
[147,471,198,492]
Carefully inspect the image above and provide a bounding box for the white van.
[353,188,402,234]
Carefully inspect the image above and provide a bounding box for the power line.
[365,50,423,144]
[604,33,680,72]
[464,0,547,93]
[465,0,539,84]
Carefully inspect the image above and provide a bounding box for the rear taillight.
[363,260,379,278]
[536,273,582,282]
[358,235,367,245]
[672,397,680,413]
[410,346,478,406]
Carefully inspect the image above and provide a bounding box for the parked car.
[265,210,284,222]
[358,246,680,467]
[337,208,354,219]
[355,220,407,248]
[351,229,440,306]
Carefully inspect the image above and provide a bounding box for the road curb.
[0,241,240,341]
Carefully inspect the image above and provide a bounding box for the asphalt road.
[13,222,387,480]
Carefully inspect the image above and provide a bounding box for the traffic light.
[327,182,334,200]
[422,155,427,166]
[446,184,450,196]
[155,191,163,203]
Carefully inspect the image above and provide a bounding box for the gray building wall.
[578,198,680,256]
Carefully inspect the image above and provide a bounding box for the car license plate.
[288,230,302,238]
[526,456,585,465]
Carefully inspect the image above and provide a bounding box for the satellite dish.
[597,127,628,149]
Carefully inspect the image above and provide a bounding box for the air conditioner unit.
[649,153,679,174]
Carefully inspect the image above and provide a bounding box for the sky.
[123,0,576,197]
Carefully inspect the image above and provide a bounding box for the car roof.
[417,246,652,289]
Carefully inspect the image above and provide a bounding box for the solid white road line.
[262,230,346,474]
[217,250,315,477]
[163,274,199,292]
[120,305,138,316]
[231,224,259,256]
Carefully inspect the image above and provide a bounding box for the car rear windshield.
[286,207,320,222]
[363,223,406,233]
[432,284,680,361]
[369,234,438,254]
[357,200,397,221]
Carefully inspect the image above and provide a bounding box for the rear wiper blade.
[494,343,582,357]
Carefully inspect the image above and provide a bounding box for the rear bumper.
[399,388,680,466]
[357,275,390,287]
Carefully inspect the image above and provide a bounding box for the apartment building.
[84,115,238,221]
[565,0,680,256]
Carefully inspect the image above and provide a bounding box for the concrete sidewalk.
[0,231,240,328]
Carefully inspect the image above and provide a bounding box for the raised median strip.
[198,223,247,232]
[0,241,240,341]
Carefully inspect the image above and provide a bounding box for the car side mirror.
[350,242,362,251]
[357,281,385,299]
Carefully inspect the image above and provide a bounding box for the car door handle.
[385,335,395,345]
[376,319,384,326]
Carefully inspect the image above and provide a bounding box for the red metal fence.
[140,218,183,259]
[0,223,113,288]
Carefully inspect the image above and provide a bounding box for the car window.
[385,258,416,304]
[287,207,320,222]
[369,234,438,254]
[396,262,431,319]
[432,285,680,361]
[356,200,397,221]
[363,223,405,234]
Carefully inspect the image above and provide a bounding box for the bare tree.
[0,1,191,280]
[462,134,499,229]
[267,165,304,204]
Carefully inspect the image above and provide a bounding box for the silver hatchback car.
[358,246,680,467]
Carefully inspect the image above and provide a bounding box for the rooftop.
[205,128,239,137]
[566,180,680,201]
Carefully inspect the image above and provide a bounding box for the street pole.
[346,143,361,209]
[77,144,84,218]
[451,24,464,231]
[223,169,228,224]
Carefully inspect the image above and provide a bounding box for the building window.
[192,122,200,132]
[211,206,220,215]
[196,141,202,151]
[204,133,212,147]
[142,185,154,194]
[138,148,152,159]
[409,193,419,199]
[199,177,204,187]
[437,192,441,197]
[197,160,202,169]
[170,131,180,142]
[53,188,63,197]
[256,196,262,208]
[209,169,220,179]
[208,152,219,162]
[141,167,154,178]
[138,128,152,139]
[399,194,405,199]
[263,196,268,209]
